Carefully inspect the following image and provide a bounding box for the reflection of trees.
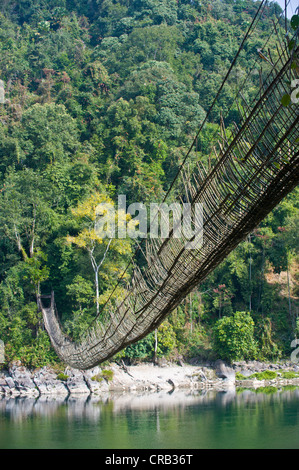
[1,388,299,448]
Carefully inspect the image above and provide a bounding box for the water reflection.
[1,388,299,449]
[1,387,299,421]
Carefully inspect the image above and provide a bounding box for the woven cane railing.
[40,35,299,369]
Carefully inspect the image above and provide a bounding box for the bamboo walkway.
[39,38,299,369]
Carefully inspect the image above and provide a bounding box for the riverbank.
[1,359,299,398]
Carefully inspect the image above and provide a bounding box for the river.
[1,387,299,449]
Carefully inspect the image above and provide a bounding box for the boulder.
[33,367,69,396]
[167,378,176,390]
[239,369,253,377]
[65,367,91,395]
[84,367,110,394]
[8,363,39,397]
[215,360,236,383]
[0,373,17,396]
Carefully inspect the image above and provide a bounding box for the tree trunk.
[154,329,158,363]
[286,255,293,331]
[189,292,193,334]
[95,268,100,316]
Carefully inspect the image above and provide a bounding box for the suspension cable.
[92,0,290,322]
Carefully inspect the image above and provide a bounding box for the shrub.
[255,317,281,361]
[212,311,258,362]
[91,374,103,382]
[56,373,69,381]
[250,370,277,380]
[118,320,177,361]
[101,369,114,382]
[236,370,278,381]
[155,321,177,358]
[235,372,247,380]
[91,370,114,382]
[280,371,299,379]
[119,333,154,361]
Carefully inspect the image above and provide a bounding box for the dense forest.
[0,0,298,368]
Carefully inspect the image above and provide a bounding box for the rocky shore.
[1,359,299,398]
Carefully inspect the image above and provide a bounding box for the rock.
[237,378,261,388]
[5,360,299,397]
[239,369,253,377]
[84,367,110,394]
[156,357,169,368]
[167,378,176,390]
[0,377,6,394]
[5,376,15,390]
[156,380,173,391]
[33,367,69,396]
[0,373,17,396]
[197,369,208,381]
[17,377,39,397]
[65,368,90,395]
[8,364,39,397]
[215,360,235,382]
[108,363,136,390]
[268,364,280,370]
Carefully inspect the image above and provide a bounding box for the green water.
[1,388,299,449]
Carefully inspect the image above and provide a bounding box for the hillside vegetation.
[0,0,298,367]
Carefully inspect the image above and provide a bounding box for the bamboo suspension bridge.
[39,1,299,369]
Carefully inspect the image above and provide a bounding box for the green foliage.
[235,372,247,380]
[120,334,154,361]
[280,371,299,379]
[119,320,176,362]
[56,372,69,381]
[90,368,114,382]
[0,0,297,367]
[212,311,258,362]
[255,386,278,394]
[66,275,94,310]
[91,373,103,382]
[101,369,114,382]
[249,370,277,380]
[255,318,281,361]
[236,370,278,381]
[290,15,299,31]
[155,321,177,358]
[181,330,211,360]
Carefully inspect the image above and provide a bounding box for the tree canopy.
[0,0,298,366]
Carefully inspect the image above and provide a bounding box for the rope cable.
[88,0,290,323]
